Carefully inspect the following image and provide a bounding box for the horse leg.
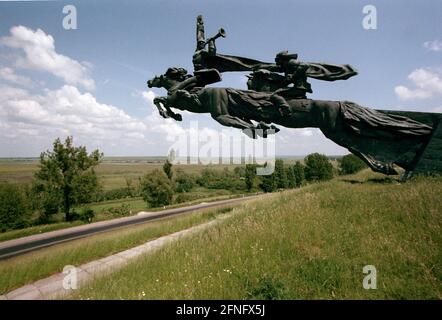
[153,97,169,118]
[154,97,182,121]
[213,115,262,139]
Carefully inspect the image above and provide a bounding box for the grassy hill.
[72,170,441,299]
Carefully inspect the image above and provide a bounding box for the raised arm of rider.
[208,40,217,56]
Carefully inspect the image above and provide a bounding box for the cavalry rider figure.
[249,51,313,115]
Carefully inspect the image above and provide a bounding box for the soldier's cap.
[165,67,188,78]
[275,51,298,61]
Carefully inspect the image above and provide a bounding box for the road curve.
[0,195,260,260]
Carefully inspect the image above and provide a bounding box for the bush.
[0,183,30,231]
[140,169,174,207]
[339,154,368,175]
[197,168,245,190]
[79,207,95,223]
[96,188,137,202]
[274,159,288,189]
[234,166,246,178]
[105,204,132,217]
[174,193,199,204]
[286,167,295,188]
[292,161,306,187]
[304,153,334,182]
[174,170,196,193]
[260,172,277,193]
[163,160,173,180]
[245,164,257,191]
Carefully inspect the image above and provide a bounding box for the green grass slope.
[73,170,442,299]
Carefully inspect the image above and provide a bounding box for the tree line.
[0,137,366,232]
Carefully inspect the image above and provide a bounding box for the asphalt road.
[0,195,259,260]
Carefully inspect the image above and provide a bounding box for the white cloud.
[0,67,32,87]
[0,25,349,156]
[0,85,147,142]
[141,90,156,105]
[424,40,442,52]
[139,89,199,118]
[0,85,230,156]
[0,26,94,90]
[0,85,29,102]
[141,90,197,142]
[395,68,442,100]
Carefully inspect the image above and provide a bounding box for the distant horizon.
[1,0,440,157]
[0,154,349,160]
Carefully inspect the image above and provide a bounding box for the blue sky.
[0,0,441,157]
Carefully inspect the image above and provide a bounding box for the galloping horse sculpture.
[147,15,442,179]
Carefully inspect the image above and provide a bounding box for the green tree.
[0,183,30,231]
[34,136,102,221]
[260,174,276,192]
[304,153,334,182]
[339,154,368,175]
[141,169,173,207]
[125,177,134,197]
[292,161,305,187]
[286,167,295,188]
[245,164,256,191]
[163,159,173,180]
[234,166,246,178]
[174,170,195,193]
[274,159,288,189]
[259,163,277,193]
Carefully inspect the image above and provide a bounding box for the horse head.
[147,74,166,89]
[147,67,191,90]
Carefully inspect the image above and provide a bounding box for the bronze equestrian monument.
[147,16,442,180]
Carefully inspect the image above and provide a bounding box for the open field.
[0,156,341,189]
[0,157,256,241]
[0,205,234,294]
[0,191,248,243]
[0,157,245,190]
[70,170,442,299]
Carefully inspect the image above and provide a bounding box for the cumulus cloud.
[0,26,94,90]
[0,25,348,156]
[0,67,33,87]
[0,85,233,156]
[0,85,147,141]
[141,90,213,143]
[0,85,29,102]
[424,40,442,52]
[395,68,442,100]
[141,90,156,105]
